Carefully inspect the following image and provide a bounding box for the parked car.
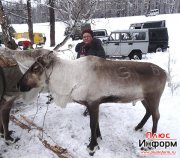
[103,28,169,60]
[13,32,46,45]
[92,29,108,41]
[148,27,169,52]
[103,29,148,60]
[129,20,166,29]
[146,9,159,17]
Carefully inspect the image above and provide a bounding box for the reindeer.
[18,51,167,155]
[0,58,22,144]
[0,48,49,144]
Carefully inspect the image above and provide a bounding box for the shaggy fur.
[18,52,167,155]
[0,48,46,144]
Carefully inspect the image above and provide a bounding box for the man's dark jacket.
[75,38,106,59]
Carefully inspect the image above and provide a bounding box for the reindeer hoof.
[89,136,102,142]
[8,130,15,136]
[5,137,20,145]
[97,136,102,142]
[87,145,100,156]
[134,126,139,131]
[134,126,143,131]
[0,131,15,138]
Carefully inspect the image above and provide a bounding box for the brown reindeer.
[18,52,167,155]
[0,48,48,144]
[0,54,22,144]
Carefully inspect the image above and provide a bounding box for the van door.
[131,31,149,54]
[120,32,133,56]
[148,28,168,52]
[103,32,121,56]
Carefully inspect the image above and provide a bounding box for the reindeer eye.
[32,65,39,72]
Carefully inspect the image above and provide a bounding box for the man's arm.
[95,39,106,58]
[75,43,82,59]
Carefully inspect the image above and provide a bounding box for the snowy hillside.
[0,14,180,158]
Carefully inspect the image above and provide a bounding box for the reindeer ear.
[47,51,54,59]
[43,51,54,68]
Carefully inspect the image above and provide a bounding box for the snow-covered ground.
[0,14,180,158]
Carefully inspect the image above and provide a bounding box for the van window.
[147,9,159,16]
[143,21,164,28]
[121,32,131,40]
[93,31,106,37]
[110,33,120,41]
[149,28,168,40]
[132,32,146,40]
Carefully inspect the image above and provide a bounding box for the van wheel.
[156,47,163,52]
[129,52,142,60]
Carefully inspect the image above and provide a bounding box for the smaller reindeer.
[0,48,48,144]
[0,54,22,144]
[18,52,167,155]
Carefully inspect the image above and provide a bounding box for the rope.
[32,60,54,139]
[40,100,50,139]
[31,87,44,123]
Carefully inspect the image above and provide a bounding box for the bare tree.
[55,0,98,28]
[27,0,34,44]
[49,0,55,47]
[0,0,17,49]
[53,0,98,51]
[1,0,180,24]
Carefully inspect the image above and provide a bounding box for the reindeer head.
[18,51,55,92]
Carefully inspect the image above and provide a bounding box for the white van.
[103,29,149,60]
[146,9,159,17]
[103,28,169,60]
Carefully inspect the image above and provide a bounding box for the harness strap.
[35,60,54,103]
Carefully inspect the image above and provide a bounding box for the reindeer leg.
[135,100,151,131]
[96,122,102,140]
[150,103,160,134]
[88,122,102,142]
[136,95,160,134]
[2,107,12,141]
[0,100,5,138]
[0,111,4,138]
[151,110,160,133]
[145,94,160,134]
[1,97,19,145]
[87,104,100,156]
[0,110,14,138]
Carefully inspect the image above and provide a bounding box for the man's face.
[83,33,93,45]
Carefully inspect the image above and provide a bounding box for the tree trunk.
[27,0,34,44]
[0,0,17,50]
[49,0,55,47]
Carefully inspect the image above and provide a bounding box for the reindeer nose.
[19,85,31,92]
[17,81,31,92]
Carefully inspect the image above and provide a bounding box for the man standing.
[75,29,106,116]
[75,29,105,59]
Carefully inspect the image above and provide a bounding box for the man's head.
[82,29,93,45]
